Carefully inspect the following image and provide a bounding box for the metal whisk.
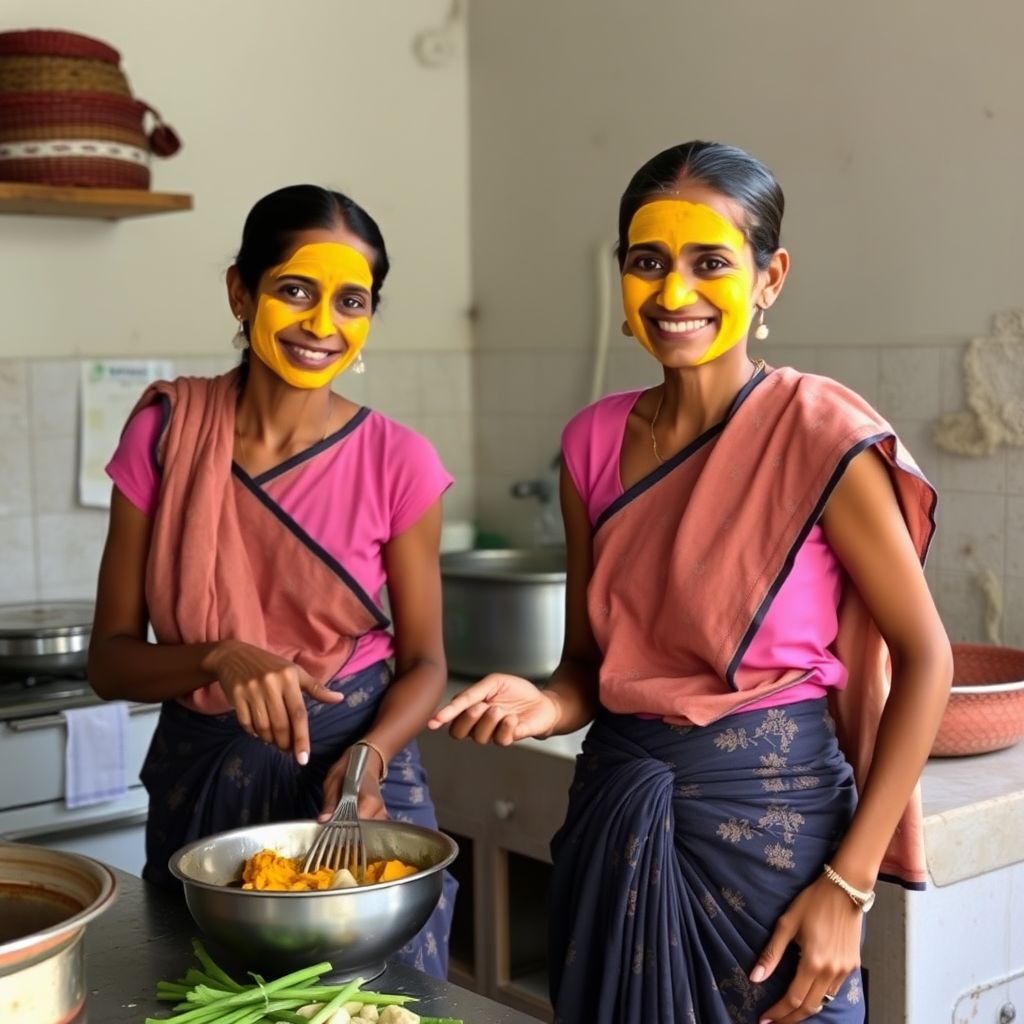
[302,743,368,878]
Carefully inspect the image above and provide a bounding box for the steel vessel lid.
[0,601,95,637]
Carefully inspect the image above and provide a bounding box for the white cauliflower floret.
[325,1009,351,1024]
[358,1006,380,1020]
[330,867,360,889]
[377,1006,420,1024]
[296,1005,325,1019]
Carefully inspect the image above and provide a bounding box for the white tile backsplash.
[879,345,944,421]
[0,436,33,516]
[31,435,78,514]
[28,359,80,438]
[6,337,1024,645]
[472,339,1024,644]
[37,511,109,600]
[0,351,475,605]
[0,361,29,436]
[0,516,38,604]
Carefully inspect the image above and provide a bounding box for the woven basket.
[931,643,1024,757]
[0,28,179,189]
[0,93,157,188]
[0,29,120,64]
[0,55,131,97]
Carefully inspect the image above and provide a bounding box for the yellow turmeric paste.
[241,849,418,891]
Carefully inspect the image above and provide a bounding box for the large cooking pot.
[0,843,117,1024]
[441,548,566,681]
[0,602,93,678]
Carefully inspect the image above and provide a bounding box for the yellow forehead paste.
[249,242,373,389]
[622,200,754,364]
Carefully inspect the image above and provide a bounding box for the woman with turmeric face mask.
[88,185,456,978]
[432,143,952,1022]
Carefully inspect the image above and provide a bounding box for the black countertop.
[83,868,539,1023]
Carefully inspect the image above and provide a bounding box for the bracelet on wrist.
[355,740,388,783]
[822,862,876,912]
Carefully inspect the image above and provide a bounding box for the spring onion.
[146,939,462,1024]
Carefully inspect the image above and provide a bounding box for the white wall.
[468,0,1023,357]
[0,0,475,604]
[467,0,1024,644]
[0,0,472,359]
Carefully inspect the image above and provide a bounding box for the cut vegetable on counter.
[146,939,462,1024]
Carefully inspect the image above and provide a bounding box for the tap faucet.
[511,453,564,546]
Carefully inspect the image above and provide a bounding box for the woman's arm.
[318,498,448,817]
[88,487,341,763]
[427,462,602,744]
[755,446,952,1022]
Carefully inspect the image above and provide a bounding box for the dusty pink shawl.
[588,367,937,885]
[134,370,380,714]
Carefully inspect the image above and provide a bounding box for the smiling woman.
[86,184,457,979]
[430,141,953,1024]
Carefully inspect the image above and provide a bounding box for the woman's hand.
[751,875,864,1023]
[203,638,344,764]
[319,744,388,822]
[428,673,561,745]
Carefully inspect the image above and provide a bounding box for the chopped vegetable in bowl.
[240,849,419,892]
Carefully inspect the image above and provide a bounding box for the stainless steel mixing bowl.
[169,820,458,982]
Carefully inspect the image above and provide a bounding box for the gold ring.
[822,993,835,1004]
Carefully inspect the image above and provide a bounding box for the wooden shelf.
[0,182,192,220]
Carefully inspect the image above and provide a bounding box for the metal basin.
[0,844,117,1024]
[441,547,566,681]
[169,820,458,983]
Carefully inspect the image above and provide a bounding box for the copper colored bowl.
[0,843,117,1024]
[930,644,1024,757]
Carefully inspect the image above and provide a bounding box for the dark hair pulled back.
[617,141,784,271]
[234,184,390,311]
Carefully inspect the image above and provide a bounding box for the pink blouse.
[562,390,847,714]
[107,401,452,676]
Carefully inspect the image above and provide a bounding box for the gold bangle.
[355,740,388,783]
[822,863,876,912]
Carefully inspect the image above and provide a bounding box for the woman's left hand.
[318,744,389,822]
[751,875,863,1022]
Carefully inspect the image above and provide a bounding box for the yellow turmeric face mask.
[249,242,373,389]
[622,200,755,364]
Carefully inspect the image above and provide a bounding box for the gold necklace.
[650,358,766,466]
[235,399,333,477]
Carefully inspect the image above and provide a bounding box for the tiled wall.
[473,338,1021,648]
[0,351,474,606]
[7,341,1019,647]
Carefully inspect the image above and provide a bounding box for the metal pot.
[0,843,117,1024]
[0,603,93,679]
[440,548,566,681]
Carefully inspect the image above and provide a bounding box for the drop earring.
[754,308,769,341]
[232,316,248,350]
[352,352,366,375]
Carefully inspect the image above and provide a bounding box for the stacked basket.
[0,28,180,189]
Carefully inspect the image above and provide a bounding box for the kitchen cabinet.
[418,719,582,1021]
[862,741,1024,1024]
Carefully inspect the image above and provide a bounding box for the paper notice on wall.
[78,359,173,508]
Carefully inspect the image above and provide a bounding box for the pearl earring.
[352,352,366,375]
[754,308,769,341]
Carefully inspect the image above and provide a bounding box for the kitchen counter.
[83,867,541,1023]
[442,679,1024,885]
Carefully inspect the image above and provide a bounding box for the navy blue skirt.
[548,699,865,1023]
[140,660,457,979]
